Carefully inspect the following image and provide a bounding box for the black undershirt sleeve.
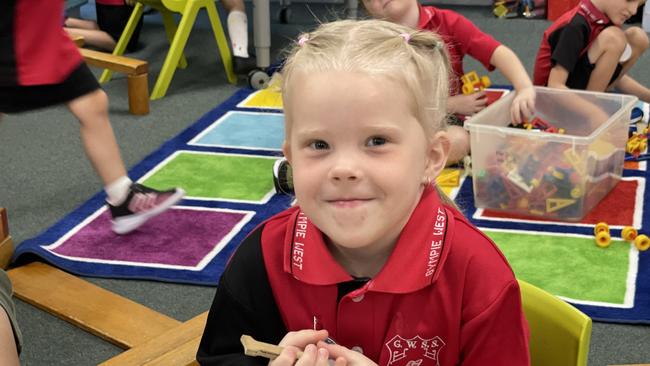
[548,16,591,74]
[196,225,287,365]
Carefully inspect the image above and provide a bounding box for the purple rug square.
[46,207,253,269]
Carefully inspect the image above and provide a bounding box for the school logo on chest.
[385,335,445,366]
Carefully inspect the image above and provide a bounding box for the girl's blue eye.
[310,140,329,150]
[367,137,386,146]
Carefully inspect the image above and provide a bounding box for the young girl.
[360,0,536,165]
[197,19,530,366]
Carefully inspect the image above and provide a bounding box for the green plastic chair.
[518,279,592,366]
[99,0,237,100]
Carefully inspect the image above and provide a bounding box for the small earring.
[422,176,432,186]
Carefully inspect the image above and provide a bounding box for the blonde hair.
[280,19,457,207]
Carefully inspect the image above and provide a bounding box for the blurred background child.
[1,0,184,234]
[361,0,536,165]
[534,0,650,103]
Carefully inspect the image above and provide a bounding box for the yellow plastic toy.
[621,226,638,241]
[461,71,491,95]
[594,222,611,248]
[635,234,650,251]
[594,222,609,235]
[518,279,592,366]
[595,231,611,248]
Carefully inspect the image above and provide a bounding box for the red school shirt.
[417,4,501,94]
[262,186,530,365]
[0,0,83,86]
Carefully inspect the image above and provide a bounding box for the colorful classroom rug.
[13,87,650,325]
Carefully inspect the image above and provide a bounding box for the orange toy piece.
[461,71,491,95]
[621,226,638,241]
[594,222,609,235]
[594,222,611,248]
[595,231,611,248]
[635,234,650,251]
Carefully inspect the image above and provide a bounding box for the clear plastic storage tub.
[465,87,637,221]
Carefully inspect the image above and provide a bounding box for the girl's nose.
[328,157,360,182]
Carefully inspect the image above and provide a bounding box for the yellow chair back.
[518,279,592,366]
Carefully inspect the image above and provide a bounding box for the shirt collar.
[283,186,454,293]
[578,0,610,26]
[417,3,436,30]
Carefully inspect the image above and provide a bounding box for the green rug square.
[142,151,278,203]
[484,229,632,304]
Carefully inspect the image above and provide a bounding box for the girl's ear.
[424,131,450,180]
[282,141,292,164]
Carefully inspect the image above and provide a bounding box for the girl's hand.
[510,86,536,124]
[447,92,488,116]
[271,344,342,366]
[269,330,331,366]
[317,341,378,366]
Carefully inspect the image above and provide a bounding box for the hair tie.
[298,35,309,46]
[399,33,411,43]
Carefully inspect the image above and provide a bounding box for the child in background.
[360,0,536,165]
[64,0,144,52]
[0,270,21,366]
[197,19,529,366]
[534,0,650,103]
[1,0,184,234]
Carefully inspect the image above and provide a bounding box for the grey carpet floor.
[1,2,649,365]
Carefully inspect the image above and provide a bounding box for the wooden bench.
[0,208,14,269]
[99,312,207,366]
[80,48,150,115]
[8,261,204,364]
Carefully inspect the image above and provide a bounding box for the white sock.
[105,176,133,206]
[227,10,249,58]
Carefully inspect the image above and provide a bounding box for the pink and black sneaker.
[108,183,185,235]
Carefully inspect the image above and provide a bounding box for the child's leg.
[66,89,128,186]
[222,0,248,58]
[585,26,628,92]
[446,125,471,166]
[64,17,100,30]
[221,0,257,74]
[609,27,650,91]
[66,89,185,234]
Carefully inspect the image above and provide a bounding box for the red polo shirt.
[0,0,82,86]
[417,5,501,94]
[533,0,610,86]
[261,187,530,365]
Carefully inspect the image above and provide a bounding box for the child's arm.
[490,45,536,123]
[547,64,571,89]
[614,74,650,103]
[0,308,19,366]
[447,92,488,116]
[0,271,19,366]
